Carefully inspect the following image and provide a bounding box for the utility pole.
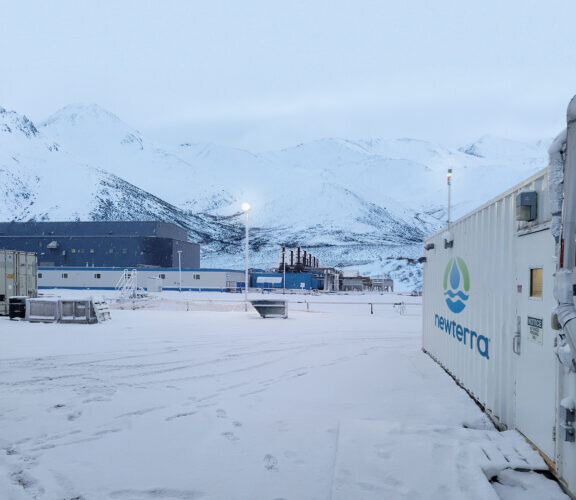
[241,203,251,311]
[177,250,182,292]
[282,246,286,295]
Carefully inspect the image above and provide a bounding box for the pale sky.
[1,0,575,150]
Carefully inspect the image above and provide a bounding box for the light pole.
[447,169,452,227]
[282,246,286,295]
[241,203,251,311]
[177,250,182,292]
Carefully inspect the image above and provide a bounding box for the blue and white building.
[0,221,199,268]
[37,267,244,292]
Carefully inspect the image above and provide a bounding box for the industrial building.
[253,247,396,292]
[339,270,366,291]
[38,267,244,292]
[0,221,200,268]
[251,271,326,291]
[258,246,340,291]
[370,277,394,292]
[339,271,394,292]
[421,97,576,496]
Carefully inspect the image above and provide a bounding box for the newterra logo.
[435,256,490,360]
[443,257,469,314]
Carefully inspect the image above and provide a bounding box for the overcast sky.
[1,0,575,151]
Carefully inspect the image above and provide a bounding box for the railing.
[109,296,418,315]
[115,269,147,300]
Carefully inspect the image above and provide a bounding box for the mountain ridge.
[1,103,550,289]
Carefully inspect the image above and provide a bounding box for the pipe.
[562,97,576,270]
[549,129,567,245]
[554,95,576,364]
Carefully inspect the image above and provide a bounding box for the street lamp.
[447,169,452,226]
[282,246,286,295]
[177,250,182,292]
[241,203,251,311]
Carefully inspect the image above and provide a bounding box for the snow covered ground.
[0,292,568,500]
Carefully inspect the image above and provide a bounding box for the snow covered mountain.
[0,104,549,289]
[0,106,241,250]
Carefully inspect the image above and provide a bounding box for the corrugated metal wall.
[0,250,38,314]
[422,169,550,427]
[422,168,576,495]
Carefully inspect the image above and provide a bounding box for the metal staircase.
[115,269,147,300]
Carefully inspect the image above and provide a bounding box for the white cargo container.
[422,168,576,494]
[0,250,38,315]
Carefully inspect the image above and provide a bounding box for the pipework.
[552,95,576,367]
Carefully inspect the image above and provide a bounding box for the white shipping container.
[422,168,576,495]
[0,250,38,315]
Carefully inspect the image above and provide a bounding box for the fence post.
[370,303,373,315]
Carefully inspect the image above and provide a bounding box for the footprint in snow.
[263,454,278,471]
[67,411,82,421]
[221,432,238,441]
[216,409,227,418]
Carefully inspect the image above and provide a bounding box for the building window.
[94,273,101,279]
[79,249,85,254]
[109,249,114,254]
[530,268,543,298]
[38,273,42,279]
[159,274,166,279]
[62,273,68,279]
[71,249,76,253]
[194,274,200,280]
[122,248,128,254]
[90,249,95,253]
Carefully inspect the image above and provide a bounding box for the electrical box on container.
[516,191,538,222]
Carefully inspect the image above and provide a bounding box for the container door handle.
[512,315,521,355]
[513,333,521,355]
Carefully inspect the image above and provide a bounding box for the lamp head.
[241,202,251,212]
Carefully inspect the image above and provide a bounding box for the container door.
[515,230,557,460]
[26,253,37,297]
[5,252,15,314]
[17,253,26,296]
